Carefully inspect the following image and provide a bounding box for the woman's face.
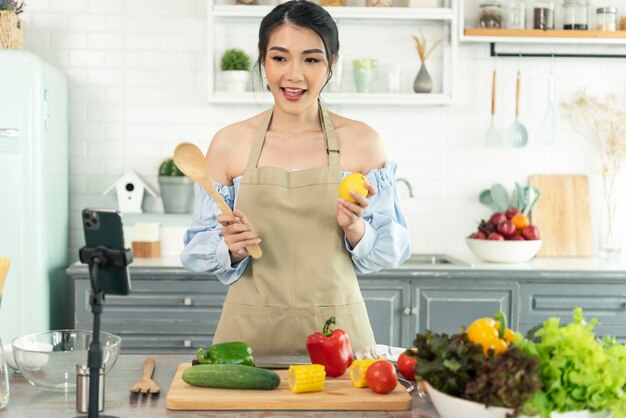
[263,24,331,113]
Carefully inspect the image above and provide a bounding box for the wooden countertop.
[4,355,439,417]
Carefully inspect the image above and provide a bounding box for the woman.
[181,0,410,355]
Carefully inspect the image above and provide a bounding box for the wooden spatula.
[129,358,160,394]
[0,258,10,296]
[173,142,262,259]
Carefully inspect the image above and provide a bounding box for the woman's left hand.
[337,182,376,246]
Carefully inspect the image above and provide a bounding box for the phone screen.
[82,209,131,295]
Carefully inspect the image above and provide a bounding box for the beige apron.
[213,104,376,355]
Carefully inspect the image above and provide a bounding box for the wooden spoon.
[0,258,10,296]
[173,142,262,259]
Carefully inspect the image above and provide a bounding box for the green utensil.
[490,183,510,212]
[479,189,499,212]
[506,70,529,148]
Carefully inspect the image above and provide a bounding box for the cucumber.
[182,364,280,390]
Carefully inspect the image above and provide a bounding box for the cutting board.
[166,363,412,411]
[528,174,592,257]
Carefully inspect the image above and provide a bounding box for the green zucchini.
[182,364,280,390]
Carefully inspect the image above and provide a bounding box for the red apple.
[522,225,541,240]
[487,232,504,240]
[489,212,507,227]
[497,220,516,238]
[508,234,524,241]
[505,207,521,220]
[470,232,486,240]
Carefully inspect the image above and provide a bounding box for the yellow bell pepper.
[466,311,513,356]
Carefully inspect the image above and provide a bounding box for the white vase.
[222,70,250,93]
[598,170,623,258]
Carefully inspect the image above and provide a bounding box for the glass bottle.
[0,340,7,410]
[563,0,588,30]
[533,1,555,29]
[480,2,503,28]
[506,0,527,29]
[596,7,617,31]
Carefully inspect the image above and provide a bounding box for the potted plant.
[157,158,194,213]
[0,0,25,49]
[221,48,251,93]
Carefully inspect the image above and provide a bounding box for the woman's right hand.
[217,209,261,263]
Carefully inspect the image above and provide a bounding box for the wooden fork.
[129,358,160,394]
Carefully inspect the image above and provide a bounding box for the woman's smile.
[281,87,307,101]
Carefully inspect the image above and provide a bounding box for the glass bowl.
[11,329,121,392]
[465,238,543,263]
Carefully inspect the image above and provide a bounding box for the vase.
[413,62,432,93]
[598,171,623,258]
[0,293,9,409]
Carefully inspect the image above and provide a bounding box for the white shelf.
[208,91,453,105]
[213,5,454,20]
[208,1,458,106]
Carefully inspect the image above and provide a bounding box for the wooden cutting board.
[528,174,592,257]
[166,364,412,411]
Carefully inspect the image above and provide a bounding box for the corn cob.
[288,364,326,394]
[349,359,379,388]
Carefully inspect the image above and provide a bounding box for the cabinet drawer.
[521,284,626,325]
[76,321,216,354]
[74,279,226,323]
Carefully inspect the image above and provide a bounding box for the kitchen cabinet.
[413,280,518,341]
[520,282,626,343]
[207,0,457,105]
[359,279,411,348]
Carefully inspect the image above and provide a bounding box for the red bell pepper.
[306,316,354,377]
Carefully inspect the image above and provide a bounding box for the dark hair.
[256,0,339,88]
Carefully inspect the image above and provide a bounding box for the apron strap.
[319,104,341,169]
[246,108,274,171]
[245,103,340,170]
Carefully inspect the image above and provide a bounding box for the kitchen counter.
[3,355,439,418]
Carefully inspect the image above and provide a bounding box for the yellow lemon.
[338,173,368,203]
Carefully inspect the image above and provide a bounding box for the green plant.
[158,158,184,176]
[220,48,251,72]
[0,0,25,14]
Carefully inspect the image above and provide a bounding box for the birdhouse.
[103,170,158,214]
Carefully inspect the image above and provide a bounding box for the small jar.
[621,15,626,30]
[563,0,588,30]
[596,7,617,31]
[533,1,555,29]
[479,2,503,28]
[505,0,527,29]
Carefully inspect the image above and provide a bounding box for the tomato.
[397,349,418,381]
[365,360,397,394]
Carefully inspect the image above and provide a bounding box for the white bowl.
[12,330,121,392]
[425,381,514,418]
[466,238,543,263]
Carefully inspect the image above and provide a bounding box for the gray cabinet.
[74,275,226,354]
[359,279,411,349]
[413,280,519,339]
[520,282,626,342]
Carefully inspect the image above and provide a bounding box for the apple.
[522,225,541,240]
[508,234,524,241]
[489,212,507,227]
[505,207,521,220]
[487,232,504,240]
[497,220,516,238]
[470,232,486,240]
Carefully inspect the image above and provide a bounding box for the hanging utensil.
[173,142,262,259]
[506,70,528,148]
[541,74,556,145]
[486,70,503,147]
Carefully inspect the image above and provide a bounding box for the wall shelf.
[463,28,626,45]
[207,1,458,106]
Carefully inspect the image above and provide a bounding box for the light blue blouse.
[180,161,411,285]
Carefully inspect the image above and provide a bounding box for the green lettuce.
[517,308,626,418]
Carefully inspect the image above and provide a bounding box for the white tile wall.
[19,0,626,261]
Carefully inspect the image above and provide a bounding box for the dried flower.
[413,30,442,63]
[562,91,626,253]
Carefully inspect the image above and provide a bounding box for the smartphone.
[81,208,132,295]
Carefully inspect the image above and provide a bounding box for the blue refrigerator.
[0,50,69,344]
